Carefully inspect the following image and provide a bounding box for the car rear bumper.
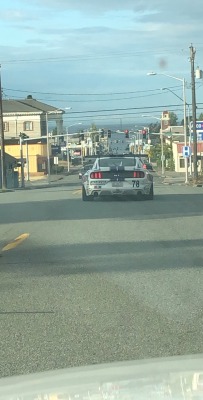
[86,181,152,197]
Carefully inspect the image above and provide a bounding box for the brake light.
[90,171,103,179]
[133,171,145,178]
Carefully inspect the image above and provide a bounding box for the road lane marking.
[72,189,81,195]
[2,233,30,252]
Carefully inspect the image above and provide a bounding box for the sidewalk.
[19,166,80,190]
[156,169,186,185]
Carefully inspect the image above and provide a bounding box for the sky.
[1,0,203,128]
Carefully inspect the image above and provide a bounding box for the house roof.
[0,150,18,165]
[2,97,64,115]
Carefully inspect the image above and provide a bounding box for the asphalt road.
[1,173,203,378]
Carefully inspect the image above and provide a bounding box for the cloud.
[1,0,202,120]
[0,9,36,22]
[32,0,203,27]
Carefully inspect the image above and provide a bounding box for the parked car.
[140,158,154,171]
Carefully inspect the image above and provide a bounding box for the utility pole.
[0,65,6,190]
[19,133,25,188]
[26,140,30,181]
[46,112,51,184]
[190,44,198,180]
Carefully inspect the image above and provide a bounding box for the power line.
[66,104,184,114]
[3,91,173,103]
[0,47,185,65]
[3,84,182,97]
[64,110,186,120]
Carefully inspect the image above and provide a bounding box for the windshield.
[99,158,137,168]
[0,0,203,393]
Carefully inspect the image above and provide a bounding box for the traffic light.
[107,129,111,138]
[80,134,84,141]
[142,129,147,140]
[125,129,129,138]
[19,132,29,141]
[100,129,105,138]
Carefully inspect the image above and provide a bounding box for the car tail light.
[143,164,147,169]
[133,171,145,178]
[90,171,103,179]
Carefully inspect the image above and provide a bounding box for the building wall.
[3,114,42,139]
[161,111,170,131]
[5,143,49,176]
[172,142,203,173]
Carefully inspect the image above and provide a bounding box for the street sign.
[190,121,203,140]
[197,132,203,141]
[54,156,59,165]
[190,133,203,142]
[182,146,191,158]
[190,121,203,130]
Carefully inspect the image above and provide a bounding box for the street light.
[66,123,82,172]
[142,114,165,176]
[147,71,188,183]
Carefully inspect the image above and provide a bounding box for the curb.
[0,189,14,193]
[16,181,73,191]
[9,168,81,191]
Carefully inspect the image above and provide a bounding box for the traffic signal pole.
[19,134,25,188]
[190,44,198,181]
[0,65,6,190]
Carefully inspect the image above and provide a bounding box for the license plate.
[112,182,123,187]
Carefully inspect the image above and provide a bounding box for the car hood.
[1,354,203,399]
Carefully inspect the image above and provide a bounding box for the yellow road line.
[2,233,30,252]
[72,189,81,195]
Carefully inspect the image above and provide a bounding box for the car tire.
[146,184,154,200]
[82,185,93,201]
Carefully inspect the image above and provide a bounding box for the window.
[180,158,185,168]
[24,121,33,131]
[3,122,9,131]
[99,157,137,168]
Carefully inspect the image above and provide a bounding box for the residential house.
[2,96,64,139]
[2,96,65,177]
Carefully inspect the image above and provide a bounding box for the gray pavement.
[1,175,203,377]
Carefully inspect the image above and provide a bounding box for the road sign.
[190,132,203,142]
[54,156,59,165]
[190,121,203,130]
[182,146,191,158]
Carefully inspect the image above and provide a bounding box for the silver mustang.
[81,155,154,201]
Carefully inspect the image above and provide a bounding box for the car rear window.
[99,158,137,168]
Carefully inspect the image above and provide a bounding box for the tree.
[199,113,203,120]
[181,115,192,126]
[148,122,161,133]
[149,142,174,171]
[169,112,178,126]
